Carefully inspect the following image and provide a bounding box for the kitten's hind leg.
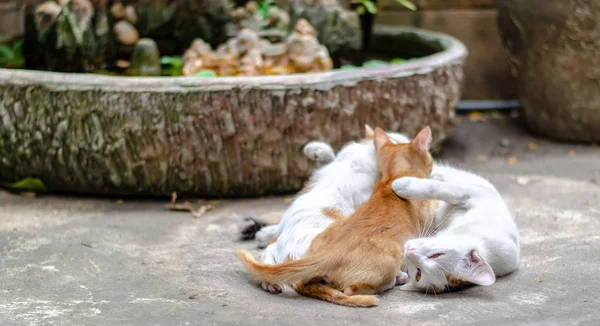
[303,141,335,165]
[343,282,380,295]
[392,177,471,206]
[259,243,283,294]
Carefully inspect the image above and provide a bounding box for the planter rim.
[0,27,467,92]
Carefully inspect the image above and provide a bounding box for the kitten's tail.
[236,248,335,285]
[293,282,378,308]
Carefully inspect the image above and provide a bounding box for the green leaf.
[339,64,358,70]
[3,177,46,191]
[194,70,217,78]
[362,59,388,68]
[395,0,417,11]
[258,0,274,20]
[160,56,182,66]
[0,44,14,59]
[12,41,23,57]
[359,0,378,14]
[390,58,405,64]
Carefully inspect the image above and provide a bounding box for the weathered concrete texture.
[1,115,600,325]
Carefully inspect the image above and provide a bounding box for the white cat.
[392,164,520,293]
[256,126,410,293]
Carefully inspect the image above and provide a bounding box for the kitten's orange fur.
[236,127,436,307]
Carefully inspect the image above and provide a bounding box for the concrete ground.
[1,113,599,325]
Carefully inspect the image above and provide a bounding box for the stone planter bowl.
[495,0,600,142]
[0,26,467,197]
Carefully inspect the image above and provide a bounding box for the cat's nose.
[406,247,415,257]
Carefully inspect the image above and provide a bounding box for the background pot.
[495,0,600,142]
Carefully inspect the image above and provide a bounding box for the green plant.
[337,57,407,70]
[354,0,416,15]
[2,177,46,192]
[160,56,183,76]
[194,69,217,77]
[258,0,274,20]
[0,41,25,68]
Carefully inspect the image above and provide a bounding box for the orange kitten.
[236,126,436,307]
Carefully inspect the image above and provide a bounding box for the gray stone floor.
[1,114,600,325]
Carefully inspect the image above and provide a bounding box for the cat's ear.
[374,127,391,151]
[365,125,375,138]
[399,282,419,292]
[411,126,432,154]
[461,250,496,286]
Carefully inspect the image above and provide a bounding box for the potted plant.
[349,0,416,50]
[495,0,600,142]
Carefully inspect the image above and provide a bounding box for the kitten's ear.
[399,282,420,292]
[411,126,432,154]
[365,125,375,138]
[461,250,496,286]
[374,127,391,151]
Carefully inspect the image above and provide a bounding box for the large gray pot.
[495,0,600,142]
[0,26,466,197]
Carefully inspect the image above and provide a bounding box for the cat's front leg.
[392,177,470,206]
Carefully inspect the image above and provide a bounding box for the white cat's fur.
[256,127,410,293]
[392,165,520,292]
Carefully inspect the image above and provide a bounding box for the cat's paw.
[237,216,268,241]
[396,272,409,285]
[391,177,418,197]
[261,282,283,294]
[256,225,278,249]
[303,141,335,164]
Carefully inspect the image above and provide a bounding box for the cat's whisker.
[428,205,458,237]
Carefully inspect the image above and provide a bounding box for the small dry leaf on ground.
[164,192,218,218]
[116,199,124,204]
[283,197,293,204]
[468,112,487,122]
[489,111,504,120]
[516,176,530,185]
[528,142,537,151]
[506,156,518,165]
[568,150,576,157]
[476,155,489,163]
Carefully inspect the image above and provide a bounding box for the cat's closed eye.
[428,253,445,259]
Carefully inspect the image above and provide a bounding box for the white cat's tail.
[236,248,336,286]
[303,141,335,164]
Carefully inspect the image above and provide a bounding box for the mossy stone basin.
[0,26,467,197]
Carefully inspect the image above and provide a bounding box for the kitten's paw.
[396,272,409,286]
[303,141,335,164]
[261,282,283,294]
[237,217,268,241]
[256,225,278,248]
[391,177,418,197]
